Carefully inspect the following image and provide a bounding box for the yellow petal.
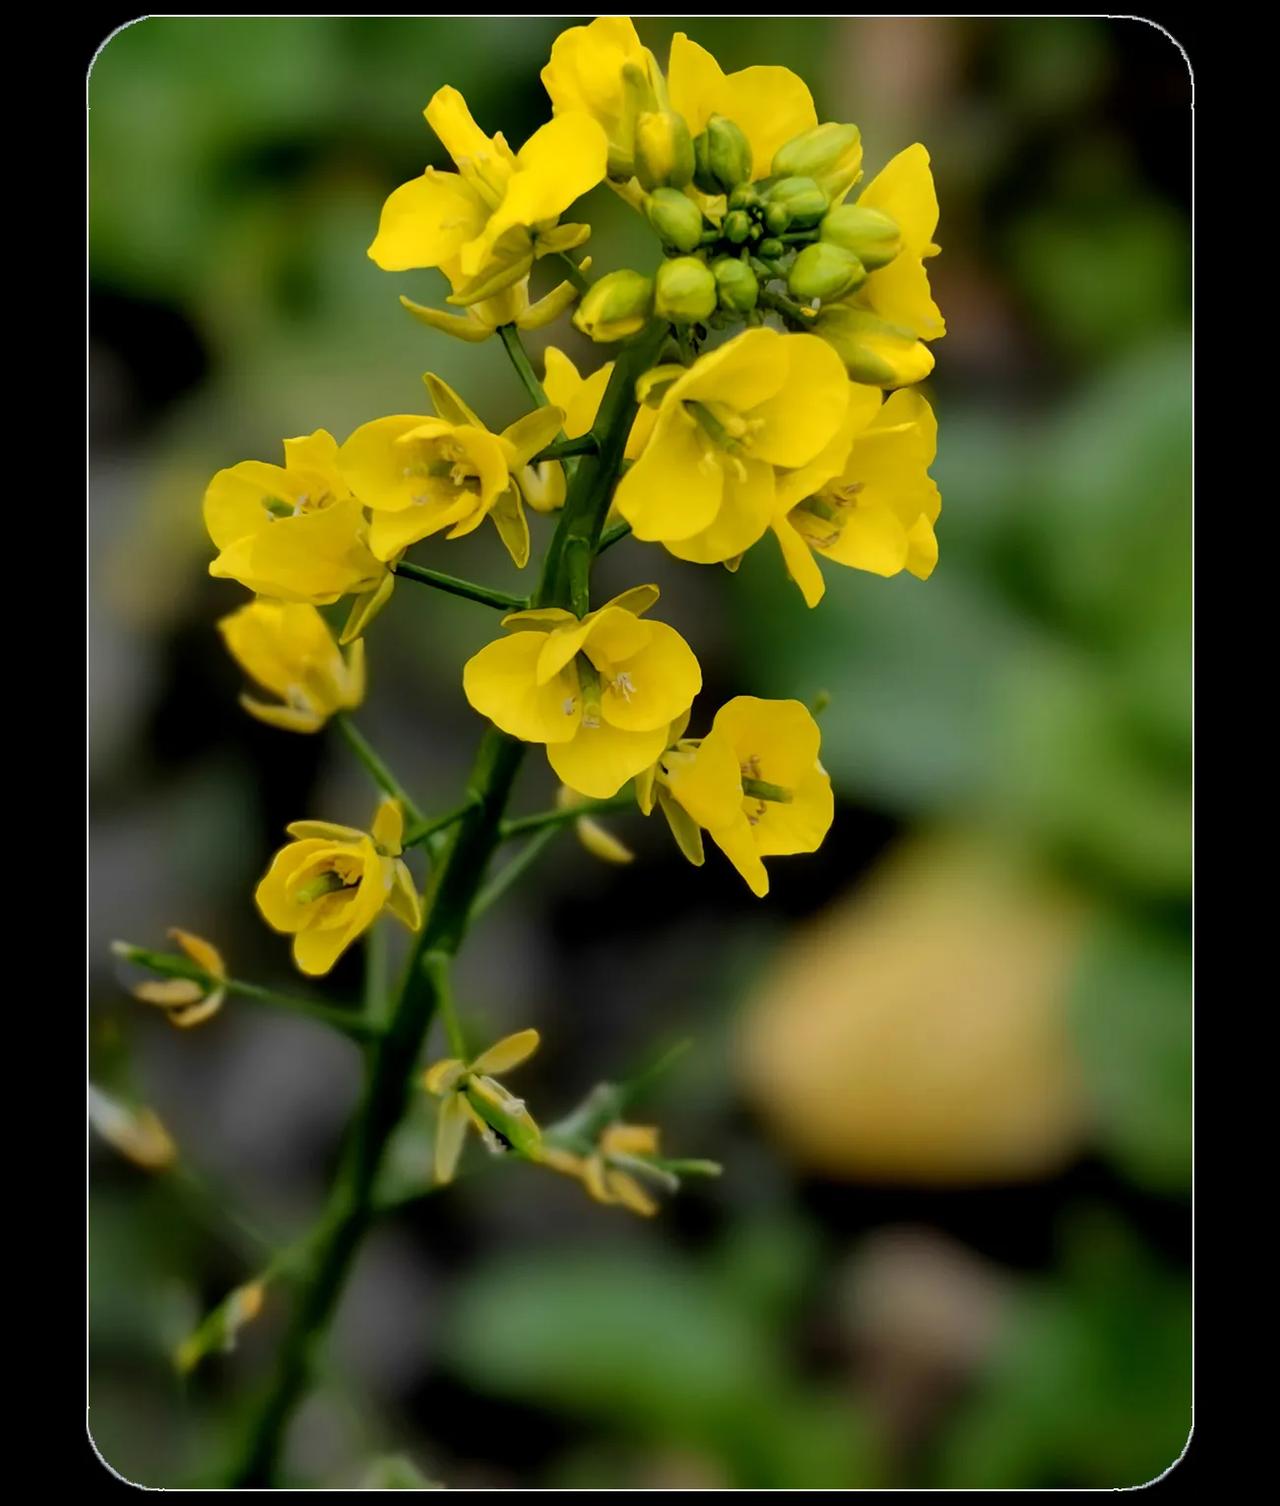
[423,1058,466,1095]
[750,765,835,858]
[210,501,382,604]
[601,1123,660,1156]
[423,373,486,430]
[582,1152,614,1204]
[669,327,785,413]
[657,787,706,866]
[166,993,225,1029]
[399,295,493,342]
[815,500,910,576]
[543,347,612,439]
[518,279,580,331]
[905,514,939,580]
[341,573,396,645]
[239,697,325,735]
[292,916,358,976]
[425,85,516,191]
[387,860,423,932]
[747,335,851,468]
[135,979,204,1007]
[771,515,826,608]
[857,143,940,259]
[203,460,285,550]
[463,631,581,744]
[713,696,823,787]
[470,1028,541,1076]
[488,485,531,569]
[339,414,438,513]
[169,928,225,978]
[614,406,724,543]
[661,728,745,832]
[709,815,771,898]
[372,798,404,853]
[663,457,775,565]
[286,820,366,842]
[862,252,945,343]
[548,720,667,800]
[600,621,702,733]
[576,816,635,865]
[605,1168,660,1217]
[499,405,565,468]
[434,1093,468,1184]
[368,168,488,272]
[601,584,660,618]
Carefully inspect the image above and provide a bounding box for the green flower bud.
[572,269,654,343]
[788,242,867,301]
[634,110,695,191]
[724,209,753,244]
[712,257,759,313]
[654,256,718,324]
[646,187,704,253]
[764,202,791,236]
[693,114,753,194]
[772,122,863,200]
[758,237,785,259]
[813,303,931,386]
[764,176,829,229]
[728,184,760,213]
[819,204,902,270]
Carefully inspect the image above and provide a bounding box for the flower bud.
[819,204,902,270]
[711,257,759,313]
[572,269,654,343]
[814,303,934,387]
[727,184,760,213]
[765,176,829,228]
[758,237,784,260]
[635,109,695,191]
[788,241,867,301]
[645,187,704,253]
[724,209,753,244]
[654,256,718,324]
[693,115,753,194]
[764,202,790,236]
[772,122,863,201]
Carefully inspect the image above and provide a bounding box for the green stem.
[228,327,663,1487]
[470,826,560,921]
[551,251,590,294]
[497,324,549,408]
[500,791,634,840]
[402,798,480,850]
[424,950,466,1057]
[114,945,381,1042]
[334,715,425,826]
[392,560,527,612]
[533,434,598,462]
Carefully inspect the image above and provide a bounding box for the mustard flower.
[218,600,365,733]
[462,586,702,799]
[368,85,607,304]
[205,431,385,605]
[542,1123,665,1216]
[423,1030,542,1183]
[131,928,227,1029]
[399,272,579,346]
[815,144,944,387]
[541,16,665,180]
[613,329,851,564]
[255,798,420,977]
[772,388,941,607]
[647,697,834,897]
[542,345,657,459]
[338,375,564,569]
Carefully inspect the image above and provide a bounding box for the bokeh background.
[88,16,1191,1490]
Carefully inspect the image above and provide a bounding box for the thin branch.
[497,323,550,408]
[500,791,635,840]
[402,798,480,850]
[471,826,560,920]
[596,519,632,555]
[392,560,528,612]
[334,715,425,827]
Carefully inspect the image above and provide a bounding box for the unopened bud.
[728,184,760,213]
[693,115,752,194]
[635,110,695,191]
[758,237,784,259]
[646,187,703,253]
[764,202,790,236]
[572,269,654,343]
[711,257,759,313]
[814,303,933,386]
[819,204,902,270]
[788,241,867,300]
[772,122,863,200]
[723,209,753,244]
[654,256,717,324]
[765,176,829,228]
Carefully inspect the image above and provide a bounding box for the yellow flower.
[399,272,579,346]
[423,1030,542,1183]
[205,431,386,605]
[368,85,607,304]
[543,1123,666,1216]
[255,798,420,977]
[462,586,702,799]
[667,31,817,182]
[541,16,665,179]
[132,928,227,1029]
[772,388,941,606]
[87,1084,177,1170]
[652,697,834,897]
[218,600,365,733]
[613,329,850,564]
[816,145,944,387]
[338,375,564,569]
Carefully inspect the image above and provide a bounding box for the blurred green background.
[88,16,1191,1490]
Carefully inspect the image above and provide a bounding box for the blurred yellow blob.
[737,833,1089,1183]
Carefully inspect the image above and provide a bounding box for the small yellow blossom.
[368,85,607,304]
[338,375,564,568]
[87,1084,177,1170]
[399,272,579,346]
[132,928,227,1029]
[651,697,834,897]
[462,586,702,799]
[218,600,365,733]
[542,345,657,461]
[816,145,944,387]
[557,785,635,865]
[423,1030,542,1183]
[667,31,817,181]
[255,798,420,977]
[543,1122,665,1215]
[541,17,664,179]
[614,329,850,565]
[772,388,941,606]
[205,431,386,605]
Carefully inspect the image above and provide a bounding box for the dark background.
[89,16,1191,1489]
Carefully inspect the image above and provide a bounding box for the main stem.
[229,322,665,1486]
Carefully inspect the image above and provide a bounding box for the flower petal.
[470,1028,541,1076]
[368,169,488,272]
[548,720,668,800]
[434,1093,468,1184]
[463,631,581,744]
